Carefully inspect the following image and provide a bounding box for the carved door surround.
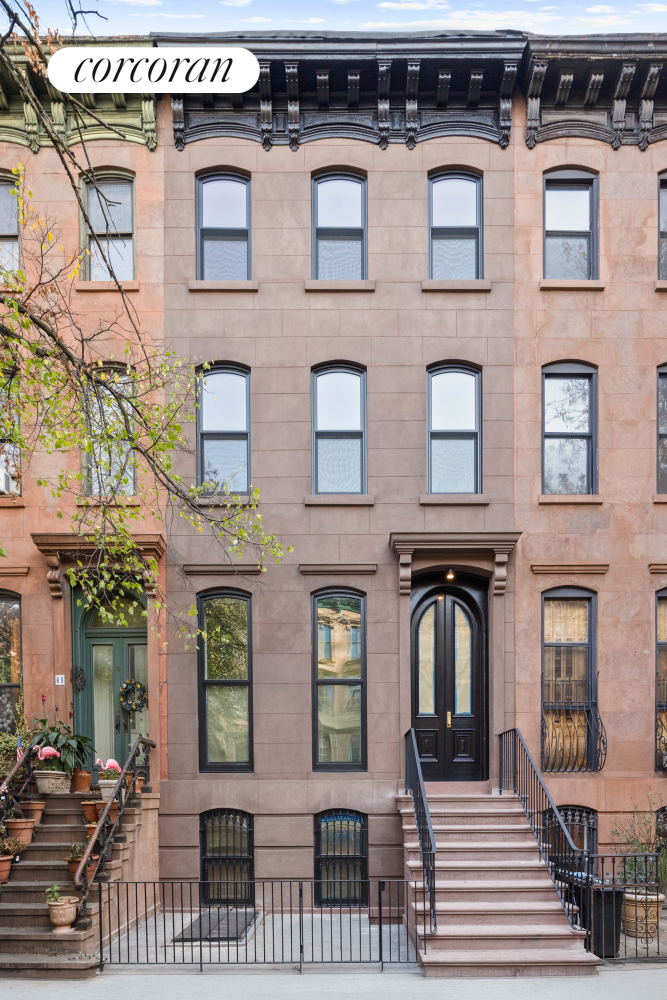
[390,531,521,598]
[31,532,166,600]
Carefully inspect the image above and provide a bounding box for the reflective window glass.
[431,371,477,430]
[432,177,477,228]
[317,179,362,228]
[202,178,247,229]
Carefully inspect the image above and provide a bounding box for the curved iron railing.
[404,729,436,933]
[656,679,667,770]
[74,735,155,928]
[541,699,607,772]
[0,744,37,827]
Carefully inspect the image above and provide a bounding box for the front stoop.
[397,788,599,978]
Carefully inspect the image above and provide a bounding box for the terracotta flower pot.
[84,822,98,842]
[0,855,12,883]
[135,777,144,793]
[34,771,69,795]
[48,897,79,934]
[19,801,45,824]
[70,770,92,794]
[81,801,100,825]
[67,855,98,881]
[95,800,119,824]
[4,818,35,846]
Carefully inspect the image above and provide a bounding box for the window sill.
[531,563,609,574]
[0,565,29,575]
[76,497,141,507]
[0,496,24,506]
[538,494,604,504]
[304,494,374,506]
[655,282,667,292]
[420,494,489,505]
[653,494,667,503]
[194,495,252,507]
[299,563,377,575]
[421,279,491,293]
[188,280,258,292]
[304,280,375,292]
[183,563,262,576]
[539,279,605,291]
[74,280,139,292]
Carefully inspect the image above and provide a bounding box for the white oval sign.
[48,46,260,94]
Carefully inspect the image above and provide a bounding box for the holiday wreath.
[119,680,148,713]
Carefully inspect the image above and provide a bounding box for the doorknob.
[115,713,121,734]
[447,712,452,728]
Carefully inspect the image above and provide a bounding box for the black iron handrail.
[0,745,37,827]
[404,729,437,933]
[74,735,156,928]
[499,728,586,928]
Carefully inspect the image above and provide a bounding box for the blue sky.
[32,0,667,38]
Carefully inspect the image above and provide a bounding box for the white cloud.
[585,4,615,10]
[220,0,254,6]
[110,0,162,6]
[133,11,205,16]
[363,9,561,27]
[638,3,667,8]
[571,12,630,21]
[540,6,557,9]
[328,1,363,4]
[242,15,271,20]
[302,16,326,21]
[377,1,449,8]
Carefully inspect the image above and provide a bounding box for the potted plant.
[0,851,12,883]
[80,800,99,825]
[33,747,68,795]
[19,800,45,824]
[70,768,92,795]
[30,719,94,793]
[4,812,35,846]
[46,884,78,934]
[611,793,667,940]
[1,836,27,863]
[95,799,119,825]
[96,758,121,801]
[84,822,98,842]
[66,841,98,881]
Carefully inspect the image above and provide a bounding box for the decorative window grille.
[544,805,598,854]
[200,809,254,905]
[314,810,368,906]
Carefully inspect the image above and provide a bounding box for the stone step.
[428,880,570,903]
[405,842,541,861]
[41,808,91,827]
[0,952,100,979]
[407,859,552,882]
[418,924,586,953]
[0,903,52,929]
[403,824,535,843]
[418,947,599,978]
[423,781,492,795]
[400,807,528,824]
[33,824,88,844]
[23,841,81,862]
[0,926,96,956]
[5,859,76,882]
[413,900,569,926]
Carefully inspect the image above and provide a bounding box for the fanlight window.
[200,809,254,905]
[314,810,368,906]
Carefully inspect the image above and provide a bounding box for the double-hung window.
[544,170,598,280]
[312,366,365,495]
[197,174,250,281]
[542,362,597,496]
[86,177,134,281]
[0,593,21,735]
[657,367,667,493]
[198,367,250,495]
[0,181,18,273]
[657,592,667,770]
[0,372,20,496]
[198,591,252,772]
[85,370,135,497]
[313,174,366,280]
[428,365,481,493]
[429,173,482,279]
[313,590,366,771]
[541,587,605,773]
[660,178,667,279]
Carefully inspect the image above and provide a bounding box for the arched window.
[312,173,366,280]
[197,173,251,280]
[198,590,252,772]
[198,365,250,495]
[657,365,667,494]
[543,168,598,280]
[0,178,18,272]
[313,590,366,771]
[85,173,135,281]
[542,361,597,496]
[429,172,482,279]
[541,586,605,772]
[659,175,667,280]
[200,809,254,905]
[656,589,667,770]
[428,364,481,494]
[0,592,20,734]
[544,805,597,854]
[312,364,365,495]
[314,809,368,906]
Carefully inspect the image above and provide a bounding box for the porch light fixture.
[446,568,455,580]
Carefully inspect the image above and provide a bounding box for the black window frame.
[0,589,21,735]
[312,172,367,281]
[428,170,483,280]
[543,169,599,281]
[541,585,605,773]
[656,588,667,771]
[312,363,366,496]
[542,361,598,496]
[199,808,255,906]
[659,176,667,280]
[312,588,367,773]
[196,172,251,281]
[84,172,135,282]
[197,364,251,496]
[427,362,482,494]
[197,588,253,773]
[314,808,369,907]
[657,366,667,495]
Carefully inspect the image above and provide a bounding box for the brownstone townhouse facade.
[2,29,667,894]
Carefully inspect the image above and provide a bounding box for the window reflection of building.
[315,594,364,767]
[0,594,20,734]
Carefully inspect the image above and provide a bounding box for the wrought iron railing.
[74,735,156,928]
[541,698,606,772]
[656,679,667,770]
[0,744,37,828]
[98,879,420,969]
[404,728,436,934]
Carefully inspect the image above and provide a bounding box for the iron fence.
[98,879,422,969]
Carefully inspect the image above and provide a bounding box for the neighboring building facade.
[2,30,667,885]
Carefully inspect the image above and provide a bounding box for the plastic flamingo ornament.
[35,746,60,762]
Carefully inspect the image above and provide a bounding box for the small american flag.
[16,732,24,762]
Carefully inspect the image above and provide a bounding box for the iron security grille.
[314,810,368,906]
[200,809,254,906]
[544,805,598,855]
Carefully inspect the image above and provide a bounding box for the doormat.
[174,908,257,942]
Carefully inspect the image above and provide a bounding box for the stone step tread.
[0,927,95,942]
[405,842,539,850]
[420,901,566,912]
[418,948,598,967]
[0,952,99,969]
[408,859,548,869]
[423,924,584,938]
[0,903,51,914]
[403,823,531,830]
[430,880,557,890]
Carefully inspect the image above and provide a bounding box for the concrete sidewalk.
[3,966,667,1000]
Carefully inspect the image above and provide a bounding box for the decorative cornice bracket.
[259,61,272,150]
[405,60,420,149]
[171,93,184,151]
[317,68,329,108]
[639,63,662,150]
[555,71,573,105]
[584,71,604,106]
[526,61,547,149]
[436,68,451,108]
[377,60,391,150]
[467,68,483,108]
[285,62,300,151]
[612,63,635,149]
[499,62,518,149]
[348,68,360,109]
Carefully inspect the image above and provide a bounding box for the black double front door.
[411,581,486,782]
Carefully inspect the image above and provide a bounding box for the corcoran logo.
[47,46,260,94]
